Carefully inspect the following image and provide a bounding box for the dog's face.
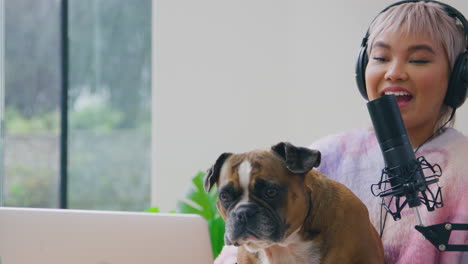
[204,142,321,251]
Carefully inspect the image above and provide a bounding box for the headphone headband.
[363,0,468,49]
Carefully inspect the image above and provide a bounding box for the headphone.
[355,0,468,109]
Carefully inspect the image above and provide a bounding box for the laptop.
[0,207,214,264]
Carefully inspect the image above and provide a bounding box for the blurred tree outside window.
[4,0,61,208]
[3,0,151,211]
[0,0,5,206]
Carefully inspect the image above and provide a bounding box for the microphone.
[367,95,443,221]
[367,95,468,252]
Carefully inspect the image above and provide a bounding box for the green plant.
[177,171,225,259]
[5,165,56,207]
[146,171,225,259]
[5,107,60,134]
[69,105,124,132]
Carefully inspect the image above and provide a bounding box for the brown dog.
[205,142,384,264]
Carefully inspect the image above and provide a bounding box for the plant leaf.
[144,207,160,213]
[176,171,225,258]
[177,171,218,221]
[177,201,204,216]
[209,217,226,258]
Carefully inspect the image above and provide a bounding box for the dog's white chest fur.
[249,229,321,264]
[257,241,320,264]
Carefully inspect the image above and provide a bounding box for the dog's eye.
[264,188,278,199]
[219,191,232,203]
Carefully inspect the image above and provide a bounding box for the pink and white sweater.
[215,128,468,264]
[310,127,468,264]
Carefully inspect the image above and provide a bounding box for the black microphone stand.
[367,95,468,252]
[373,158,468,252]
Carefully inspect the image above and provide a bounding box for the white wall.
[152,0,468,211]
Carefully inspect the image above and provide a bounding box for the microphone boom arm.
[415,223,468,251]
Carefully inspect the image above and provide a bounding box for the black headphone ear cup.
[445,51,468,109]
[355,44,369,100]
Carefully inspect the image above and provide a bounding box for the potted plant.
[146,171,225,259]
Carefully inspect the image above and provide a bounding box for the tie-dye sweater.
[310,127,468,264]
[214,127,468,264]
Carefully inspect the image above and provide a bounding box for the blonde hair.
[367,1,466,129]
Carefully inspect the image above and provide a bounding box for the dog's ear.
[204,152,233,192]
[271,142,321,174]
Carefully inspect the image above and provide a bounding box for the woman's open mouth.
[382,90,413,108]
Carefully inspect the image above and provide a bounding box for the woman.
[215,1,468,263]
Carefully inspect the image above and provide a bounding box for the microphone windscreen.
[367,95,417,168]
[367,95,409,151]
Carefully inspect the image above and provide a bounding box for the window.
[4,0,61,208]
[2,0,151,211]
[0,0,5,206]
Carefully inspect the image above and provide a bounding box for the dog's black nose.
[234,204,257,223]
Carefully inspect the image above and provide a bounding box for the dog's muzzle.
[225,203,284,246]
